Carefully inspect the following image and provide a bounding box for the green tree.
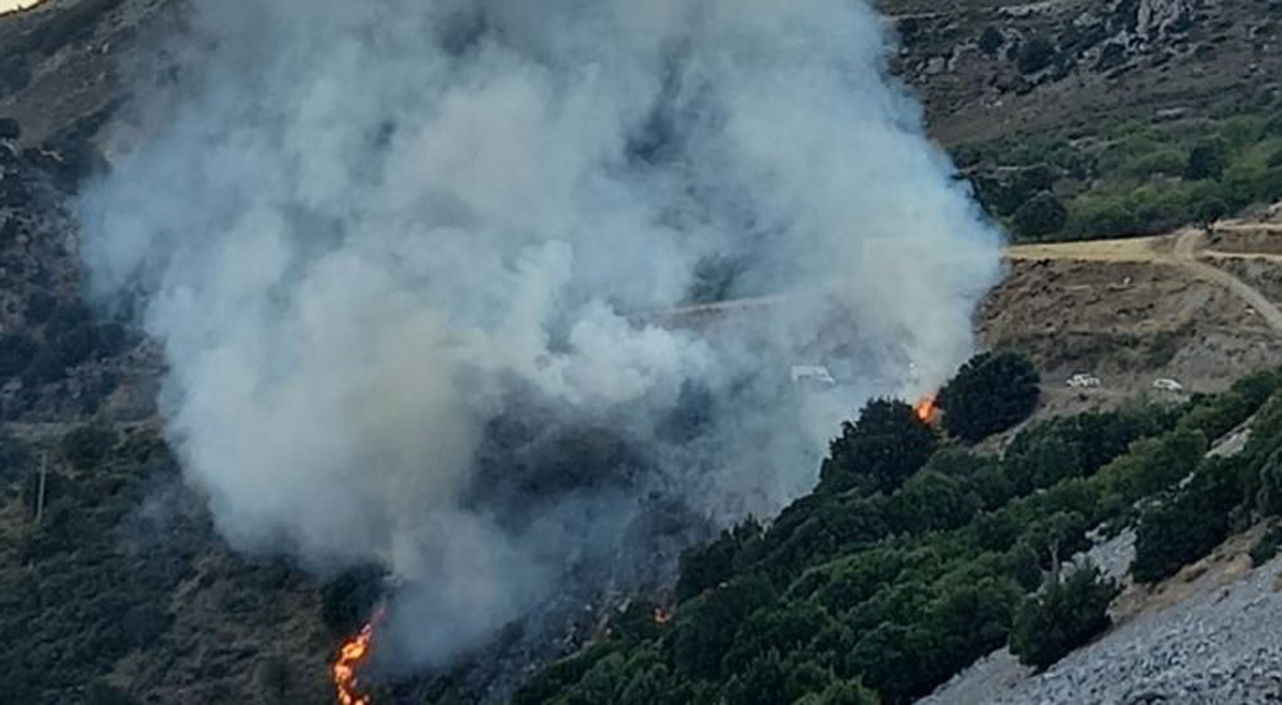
[978,26,1004,56]
[1132,460,1240,584]
[819,399,937,494]
[1014,191,1068,238]
[1010,563,1119,670]
[59,424,116,471]
[1185,140,1228,180]
[1018,36,1057,74]
[939,351,1041,443]
[1193,194,1228,227]
[675,519,762,601]
[669,575,777,679]
[1253,448,1282,516]
[0,332,35,377]
[889,471,981,534]
[794,680,881,705]
[723,650,832,705]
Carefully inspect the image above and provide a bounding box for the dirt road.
[1008,227,1282,334]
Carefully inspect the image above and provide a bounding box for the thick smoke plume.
[78,0,1002,670]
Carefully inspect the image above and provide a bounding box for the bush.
[819,399,937,494]
[676,520,762,601]
[1010,563,1119,670]
[1193,194,1228,226]
[939,351,1041,443]
[1132,460,1240,584]
[1255,450,1282,516]
[1018,37,1057,74]
[978,26,1004,56]
[0,117,19,141]
[794,681,880,705]
[0,332,36,378]
[1185,140,1228,181]
[60,425,116,471]
[1250,525,1282,568]
[85,683,140,705]
[1125,148,1187,179]
[1014,191,1068,238]
[1066,193,1139,238]
[889,471,981,534]
[1100,429,1207,504]
[669,575,777,679]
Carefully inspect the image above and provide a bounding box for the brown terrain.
[986,211,1282,418]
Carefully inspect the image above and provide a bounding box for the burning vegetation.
[915,394,939,425]
[333,612,382,705]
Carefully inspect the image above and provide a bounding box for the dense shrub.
[1100,428,1207,505]
[1014,191,1068,238]
[1017,37,1057,74]
[819,399,937,494]
[522,372,1280,705]
[978,26,1004,56]
[794,681,880,705]
[22,320,129,385]
[1250,525,1282,568]
[1255,450,1282,516]
[889,471,981,534]
[1185,140,1228,180]
[676,519,763,601]
[669,575,777,679]
[1132,459,1240,584]
[0,117,19,141]
[60,424,116,471]
[1066,193,1139,238]
[0,332,36,377]
[85,683,140,705]
[1010,564,1118,670]
[939,351,1040,443]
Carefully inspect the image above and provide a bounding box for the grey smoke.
[77,0,1003,669]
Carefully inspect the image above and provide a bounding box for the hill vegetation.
[512,359,1282,705]
[959,95,1282,241]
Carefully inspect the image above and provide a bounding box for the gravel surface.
[921,536,1282,705]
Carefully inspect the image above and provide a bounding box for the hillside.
[1,2,1282,705]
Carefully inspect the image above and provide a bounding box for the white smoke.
[77,0,1003,669]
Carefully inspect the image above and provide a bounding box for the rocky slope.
[924,525,1282,704]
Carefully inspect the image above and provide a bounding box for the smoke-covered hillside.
[1,1,1281,704]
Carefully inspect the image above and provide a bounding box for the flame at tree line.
[333,610,383,705]
[915,394,939,425]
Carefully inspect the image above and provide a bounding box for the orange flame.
[915,394,938,425]
[653,606,673,625]
[333,611,383,705]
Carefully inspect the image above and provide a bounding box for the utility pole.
[34,451,47,524]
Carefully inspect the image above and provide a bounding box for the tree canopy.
[939,351,1041,443]
[819,399,938,494]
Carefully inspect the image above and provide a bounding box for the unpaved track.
[1008,227,1282,334]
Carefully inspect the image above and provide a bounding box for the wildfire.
[652,606,673,625]
[333,612,383,705]
[915,394,939,425]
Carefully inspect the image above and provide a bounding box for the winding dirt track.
[1007,226,1282,334]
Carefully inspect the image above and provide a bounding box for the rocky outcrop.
[1135,0,1197,41]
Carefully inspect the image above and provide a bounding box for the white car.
[1067,373,1101,389]
[1153,378,1184,392]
